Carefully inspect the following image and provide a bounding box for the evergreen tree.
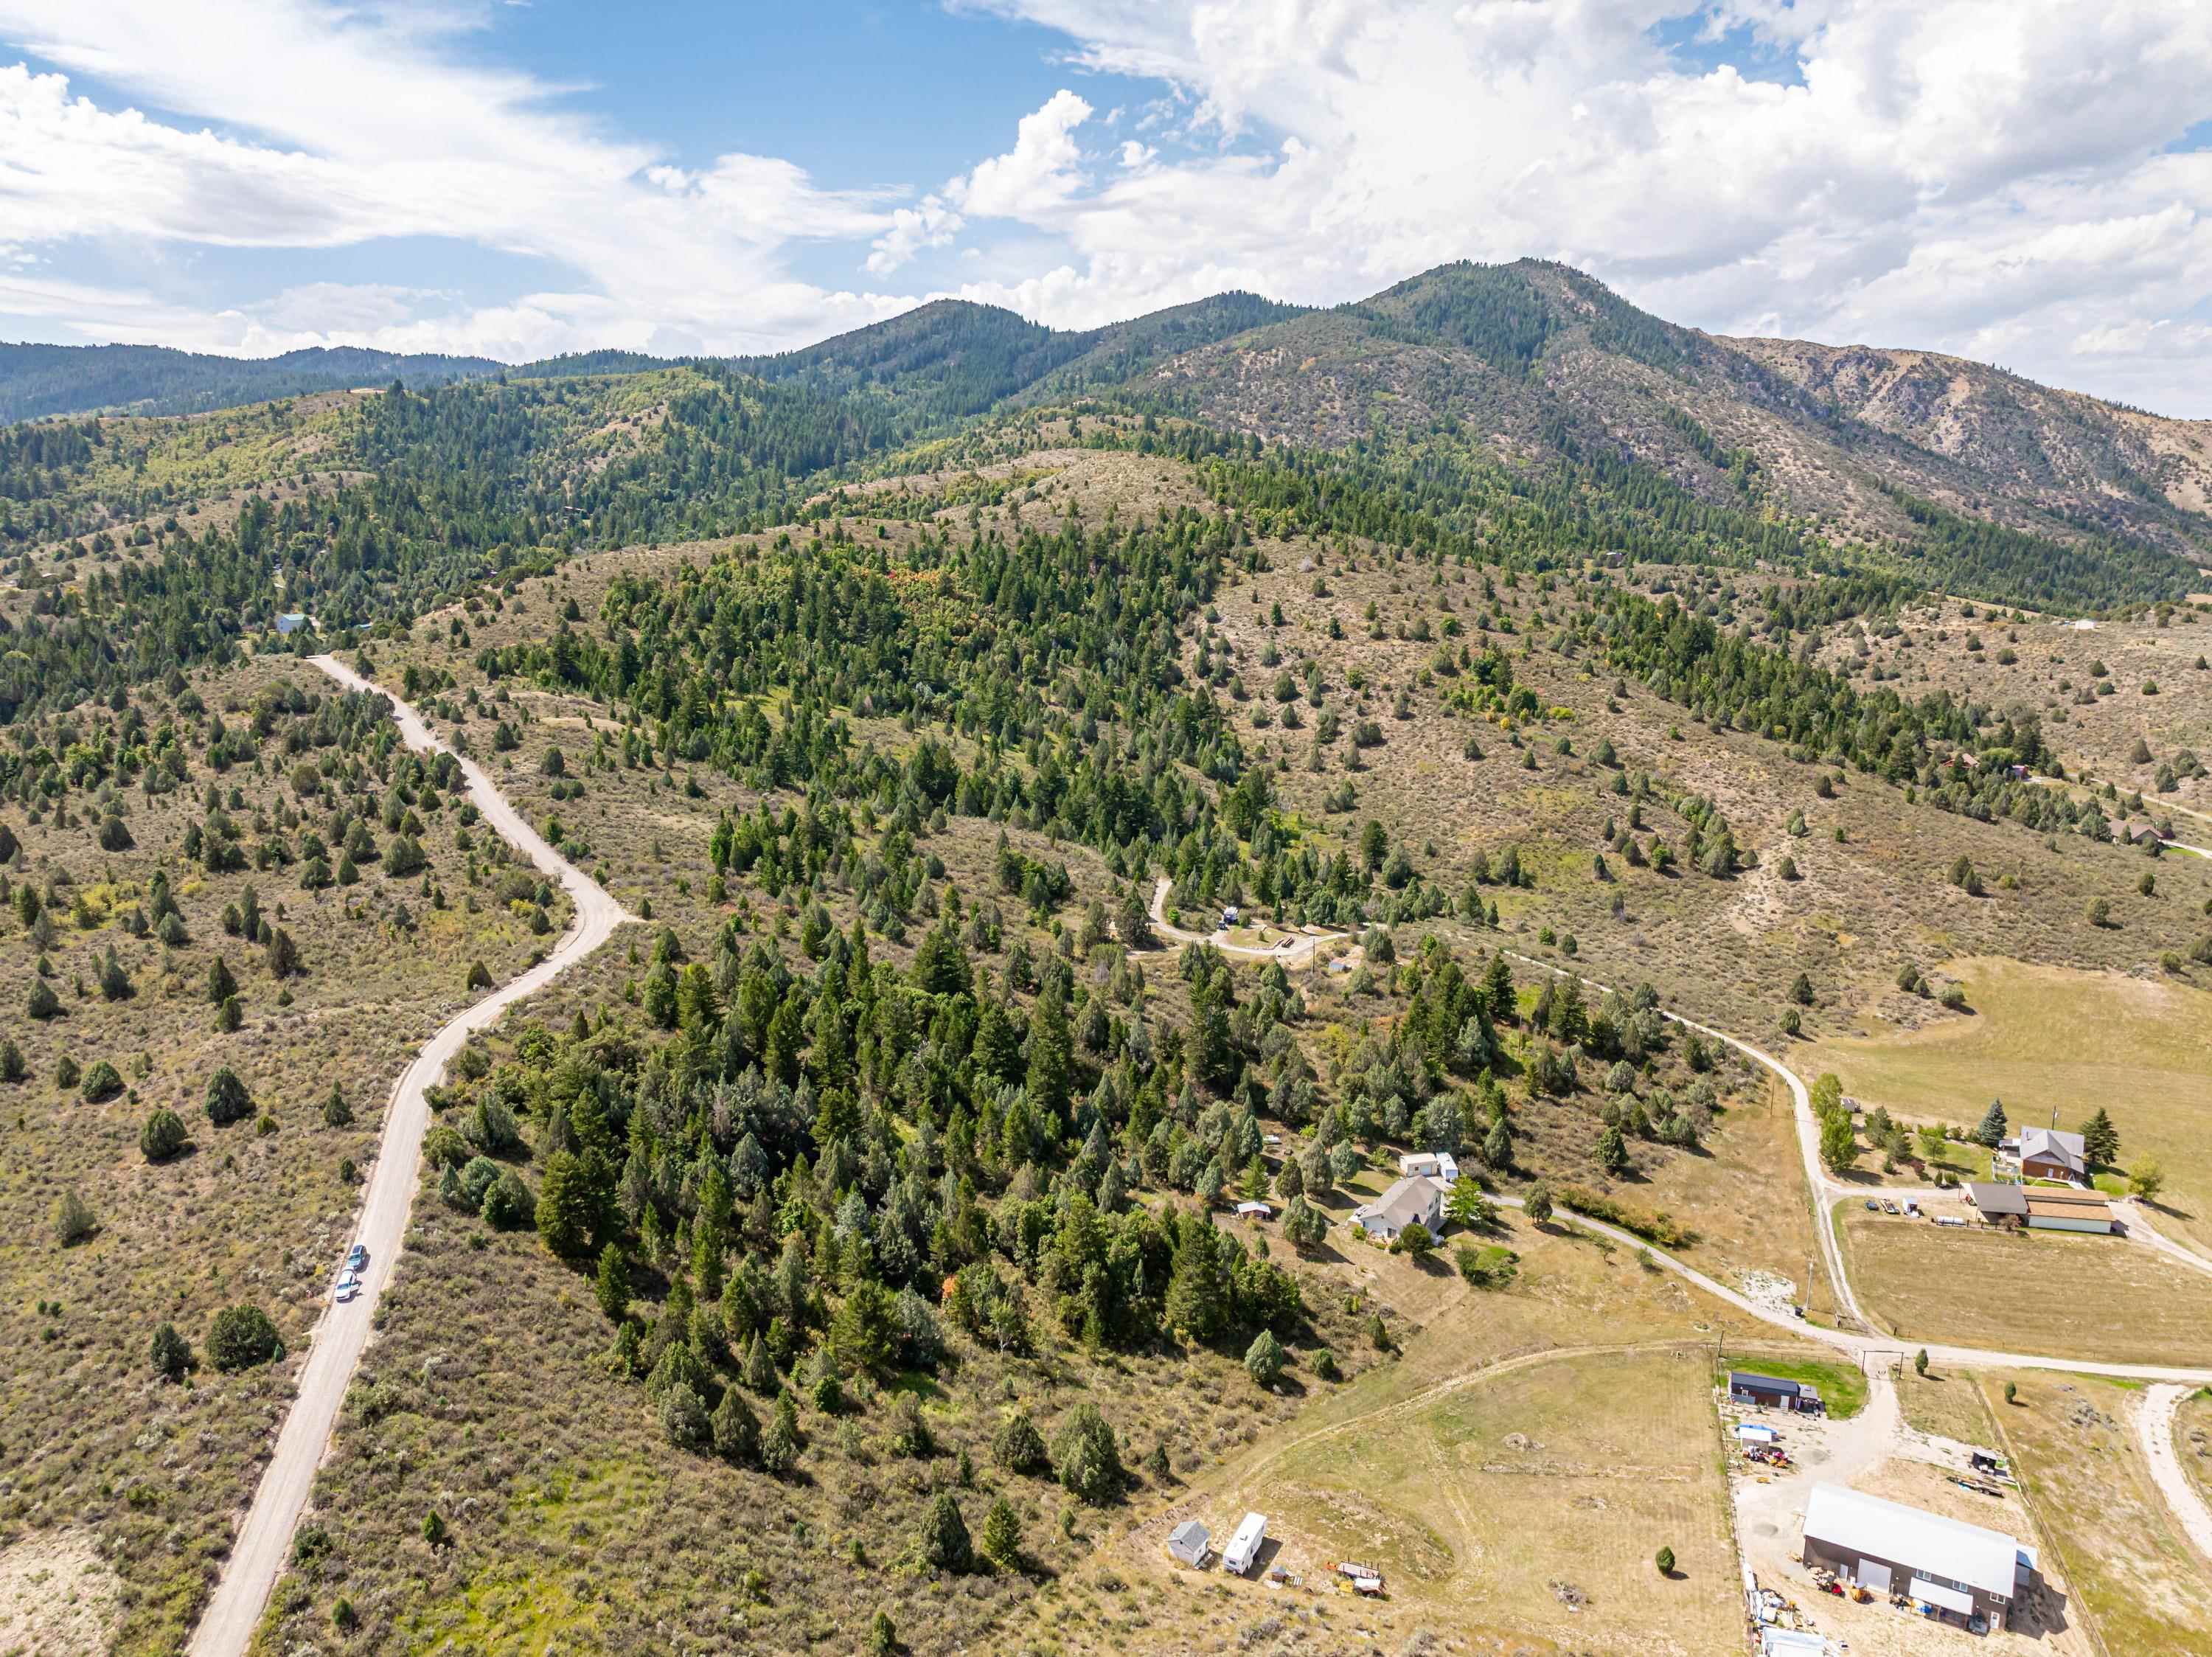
[703,1380,757,1460]
[2079,1107,2120,1167]
[150,1321,193,1380]
[1972,1098,2008,1149]
[140,1108,187,1161]
[1245,1329,1287,1387]
[917,1492,973,1572]
[594,1243,629,1322]
[204,1066,252,1125]
[981,1496,1023,1567]
[1051,1402,1124,1503]
[992,1408,1048,1474]
[744,1331,779,1394]
[1281,1193,1326,1250]
[206,1305,282,1370]
[660,1381,711,1451]
[1595,1125,1630,1175]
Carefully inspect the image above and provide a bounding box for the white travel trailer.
[1222,1512,1267,1576]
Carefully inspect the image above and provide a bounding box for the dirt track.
[184,659,633,1657]
[2139,1384,2212,1563]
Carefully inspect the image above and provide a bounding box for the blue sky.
[2,1,2211,413]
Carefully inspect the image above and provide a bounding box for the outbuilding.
[1399,1151,1460,1184]
[1222,1512,1267,1577]
[1730,1372,1822,1413]
[1802,1483,2034,1630]
[1235,1201,1274,1221]
[1166,1520,1209,1567]
[1968,1181,2029,1225]
[2024,1189,2115,1234]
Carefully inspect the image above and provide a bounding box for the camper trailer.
[1222,1512,1267,1576]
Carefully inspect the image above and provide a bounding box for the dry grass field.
[0,651,574,1653]
[1193,1343,1741,1656]
[1805,956,2212,1254]
[1896,1361,2003,1449]
[1985,1371,2212,1655]
[1838,1209,2212,1366]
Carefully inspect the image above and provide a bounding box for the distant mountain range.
[13,262,2210,583]
[0,342,506,423]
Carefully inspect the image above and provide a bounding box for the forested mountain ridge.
[17,260,2205,608]
[731,290,1305,433]
[0,341,503,423]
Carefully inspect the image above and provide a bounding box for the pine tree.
[1973,1098,2008,1149]
[992,1408,1048,1474]
[1244,1329,1286,1387]
[712,1386,760,1465]
[150,1321,193,1380]
[2079,1107,2120,1167]
[917,1491,972,1572]
[981,1496,1023,1567]
[594,1243,629,1322]
[744,1331,779,1394]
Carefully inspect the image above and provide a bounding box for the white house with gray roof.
[1352,1175,1444,1242]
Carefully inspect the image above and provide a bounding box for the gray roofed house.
[2016,1127,2086,1181]
[1351,1175,1443,1243]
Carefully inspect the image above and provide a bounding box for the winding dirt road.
[185,659,633,1657]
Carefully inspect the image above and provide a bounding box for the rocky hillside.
[1130,261,2212,578]
[1725,333,2212,528]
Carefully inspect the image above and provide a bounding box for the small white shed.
[1235,1201,1273,1220]
[1222,1512,1267,1576]
[1166,1520,1209,1567]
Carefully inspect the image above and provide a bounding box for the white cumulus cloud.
[1,0,2211,412]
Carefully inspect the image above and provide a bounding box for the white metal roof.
[1804,1484,2021,1600]
[1760,1631,1827,1657]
